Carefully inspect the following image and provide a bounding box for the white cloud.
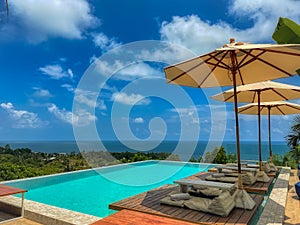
[61,84,74,92]
[39,64,72,80]
[1,102,46,128]
[7,0,99,43]
[32,88,53,98]
[94,59,162,81]
[118,63,161,79]
[67,69,74,79]
[112,92,151,105]
[93,32,121,51]
[160,0,300,54]
[133,117,144,123]
[48,103,96,127]
[74,89,107,110]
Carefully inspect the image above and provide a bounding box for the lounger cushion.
[263,163,271,173]
[160,196,185,207]
[212,173,225,178]
[184,196,212,212]
[242,172,256,185]
[268,163,278,172]
[190,186,223,197]
[207,190,235,217]
[205,175,238,184]
[222,169,233,174]
[170,193,190,201]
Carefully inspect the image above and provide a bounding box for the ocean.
[0,140,289,161]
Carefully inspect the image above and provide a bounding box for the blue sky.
[0,0,300,143]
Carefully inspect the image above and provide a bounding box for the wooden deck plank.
[109,184,264,225]
[91,209,197,225]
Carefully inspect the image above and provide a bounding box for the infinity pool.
[2,160,215,217]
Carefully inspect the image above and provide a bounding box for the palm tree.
[286,115,300,163]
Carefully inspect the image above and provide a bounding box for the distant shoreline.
[0,140,289,161]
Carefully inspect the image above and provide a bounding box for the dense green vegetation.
[0,140,298,181]
[0,144,183,181]
[0,144,236,181]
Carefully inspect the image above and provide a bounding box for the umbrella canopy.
[238,101,300,162]
[165,41,300,88]
[211,81,300,171]
[212,81,300,102]
[164,39,300,190]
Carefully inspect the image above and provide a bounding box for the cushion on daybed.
[212,173,225,178]
[183,196,212,212]
[262,163,271,173]
[160,188,236,217]
[160,196,185,207]
[170,193,191,201]
[207,190,235,217]
[190,186,223,198]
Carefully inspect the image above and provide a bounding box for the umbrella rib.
[287,104,300,111]
[252,91,256,103]
[260,48,300,57]
[235,56,245,85]
[239,49,294,77]
[276,106,286,115]
[206,52,231,70]
[237,50,266,68]
[238,106,251,113]
[197,51,230,87]
[166,60,206,83]
[271,89,289,100]
[166,51,225,83]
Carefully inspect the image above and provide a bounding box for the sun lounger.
[174,179,235,193]
[205,172,257,185]
[160,187,237,217]
[226,162,260,169]
[216,165,258,175]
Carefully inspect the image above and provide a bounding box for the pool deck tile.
[284,169,300,225]
[257,167,290,225]
[0,195,101,225]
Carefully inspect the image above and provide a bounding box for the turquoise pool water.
[3,160,215,217]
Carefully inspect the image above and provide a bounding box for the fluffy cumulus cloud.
[93,32,121,52]
[4,0,98,43]
[32,88,53,98]
[61,84,74,92]
[39,64,73,80]
[74,89,107,110]
[0,102,46,128]
[160,0,300,54]
[133,117,144,123]
[94,60,162,81]
[112,92,151,105]
[48,103,96,127]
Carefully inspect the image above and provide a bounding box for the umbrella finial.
[230,38,235,43]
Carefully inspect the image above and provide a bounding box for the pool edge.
[0,195,101,225]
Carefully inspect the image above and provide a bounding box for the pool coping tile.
[0,196,101,225]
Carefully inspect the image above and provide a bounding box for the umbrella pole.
[230,51,242,189]
[258,91,263,171]
[256,92,270,182]
[268,107,272,163]
[230,51,255,210]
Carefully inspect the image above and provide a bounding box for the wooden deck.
[91,209,197,225]
[188,172,274,194]
[109,184,264,225]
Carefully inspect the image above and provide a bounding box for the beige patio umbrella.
[238,101,300,164]
[212,81,300,182]
[164,39,300,209]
